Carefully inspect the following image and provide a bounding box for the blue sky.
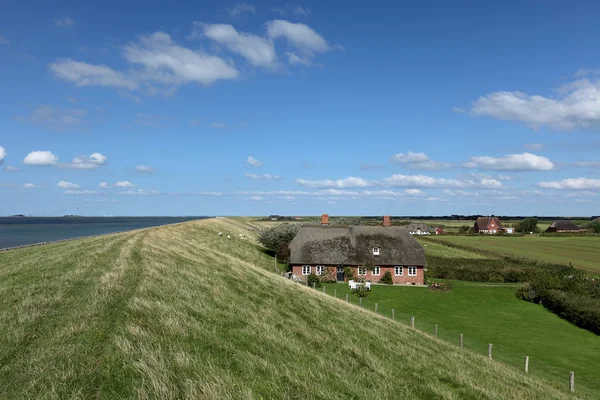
[1,0,600,216]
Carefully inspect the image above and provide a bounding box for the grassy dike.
[0,218,586,399]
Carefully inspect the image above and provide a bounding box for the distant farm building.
[407,223,430,235]
[547,220,583,233]
[503,227,515,234]
[474,217,502,234]
[435,226,445,235]
[289,215,426,285]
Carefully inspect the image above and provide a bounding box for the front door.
[337,266,345,282]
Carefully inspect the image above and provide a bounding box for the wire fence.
[299,281,591,396]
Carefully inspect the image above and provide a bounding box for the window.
[395,266,403,276]
[316,265,324,275]
[302,265,311,275]
[372,266,380,276]
[358,267,367,276]
[408,266,417,276]
[372,247,380,256]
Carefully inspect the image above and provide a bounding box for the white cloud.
[296,177,373,189]
[211,122,227,129]
[245,173,283,180]
[246,156,263,167]
[566,191,597,198]
[391,152,451,170]
[470,78,600,131]
[384,174,502,189]
[294,6,310,16]
[573,161,600,169]
[136,165,156,173]
[575,68,600,77]
[54,17,75,28]
[266,20,329,65]
[50,32,239,95]
[538,177,600,190]
[99,182,111,188]
[118,189,159,196]
[0,146,5,163]
[23,183,36,189]
[23,151,58,166]
[250,196,263,200]
[464,153,554,171]
[525,143,544,150]
[68,153,107,169]
[200,23,276,68]
[4,166,18,171]
[14,105,88,132]
[50,60,138,89]
[65,190,98,195]
[115,181,136,188]
[229,3,256,17]
[57,181,80,189]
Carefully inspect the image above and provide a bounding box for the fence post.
[524,356,529,373]
[359,297,363,307]
[488,344,493,360]
[410,316,415,330]
[392,309,395,320]
[345,293,348,302]
[334,289,337,298]
[434,324,438,338]
[375,303,378,313]
[312,282,316,289]
[322,286,325,294]
[459,334,463,350]
[569,372,575,393]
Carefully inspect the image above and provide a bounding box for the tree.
[458,225,470,234]
[258,224,302,262]
[589,221,600,234]
[517,217,538,233]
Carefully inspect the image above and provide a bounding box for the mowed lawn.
[430,236,600,273]
[322,281,600,399]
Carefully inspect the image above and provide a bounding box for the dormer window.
[372,247,380,256]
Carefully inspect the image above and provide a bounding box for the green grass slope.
[0,219,585,399]
[430,236,600,273]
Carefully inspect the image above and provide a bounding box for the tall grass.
[0,219,584,399]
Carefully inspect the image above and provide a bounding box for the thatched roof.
[548,220,581,231]
[289,226,426,266]
[407,223,430,232]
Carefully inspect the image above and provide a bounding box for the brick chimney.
[321,214,329,226]
[383,215,391,227]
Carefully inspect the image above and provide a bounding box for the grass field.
[322,281,599,399]
[0,218,587,399]
[418,238,491,259]
[429,236,600,273]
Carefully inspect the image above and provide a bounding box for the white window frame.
[302,265,311,276]
[316,265,324,275]
[408,266,417,276]
[395,266,403,276]
[358,267,367,276]
[372,247,380,256]
[372,266,380,276]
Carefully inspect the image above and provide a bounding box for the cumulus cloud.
[65,153,107,169]
[115,181,136,188]
[384,174,502,189]
[99,182,111,188]
[50,32,239,95]
[246,156,263,167]
[54,17,75,28]
[57,181,80,189]
[525,143,544,150]
[229,3,256,17]
[266,20,329,65]
[13,105,88,132]
[23,183,37,189]
[136,165,156,173]
[118,189,159,196]
[65,190,98,195]
[295,177,374,189]
[464,153,554,171]
[391,152,452,170]
[245,173,284,180]
[538,177,600,190]
[470,77,600,131]
[199,23,276,68]
[23,151,58,166]
[0,146,5,163]
[4,166,18,171]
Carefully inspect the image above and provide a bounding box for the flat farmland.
[430,236,600,273]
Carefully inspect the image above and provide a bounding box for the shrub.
[258,224,301,261]
[343,267,355,281]
[352,284,369,298]
[379,271,393,285]
[429,281,453,292]
[306,273,321,288]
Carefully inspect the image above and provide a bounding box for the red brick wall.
[291,265,424,285]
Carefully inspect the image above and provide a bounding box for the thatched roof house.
[407,223,430,235]
[547,220,582,233]
[289,225,426,266]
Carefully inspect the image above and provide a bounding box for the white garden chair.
[365,282,371,290]
[348,280,355,289]
[349,282,358,290]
